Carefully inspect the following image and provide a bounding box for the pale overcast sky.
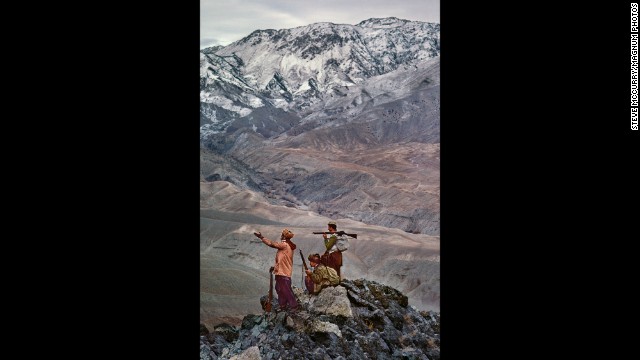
[201,0,440,49]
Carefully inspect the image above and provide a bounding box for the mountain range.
[200,17,440,326]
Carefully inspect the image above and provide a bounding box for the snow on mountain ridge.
[200,17,439,138]
[215,18,438,88]
[356,17,411,28]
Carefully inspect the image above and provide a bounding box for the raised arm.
[254,232,288,249]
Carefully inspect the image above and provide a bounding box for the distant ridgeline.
[200,279,440,360]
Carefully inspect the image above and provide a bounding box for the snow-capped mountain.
[200,17,439,138]
[200,17,440,237]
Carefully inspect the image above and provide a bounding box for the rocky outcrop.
[200,279,440,360]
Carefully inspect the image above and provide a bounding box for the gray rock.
[310,285,353,318]
[209,278,439,360]
[200,341,216,360]
[229,346,261,360]
[308,320,342,338]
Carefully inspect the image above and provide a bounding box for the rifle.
[312,231,357,239]
[266,266,274,313]
[299,249,309,272]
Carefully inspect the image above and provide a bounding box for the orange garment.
[261,237,294,277]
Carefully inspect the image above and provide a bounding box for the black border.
[45,2,204,357]
[25,1,635,357]
[442,3,636,357]
[112,4,202,357]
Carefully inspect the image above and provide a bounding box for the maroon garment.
[321,251,342,277]
[275,275,298,310]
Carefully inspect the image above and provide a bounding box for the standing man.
[320,221,345,278]
[254,229,299,313]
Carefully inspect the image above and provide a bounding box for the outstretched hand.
[254,231,263,239]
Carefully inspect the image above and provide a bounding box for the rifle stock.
[312,231,357,239]
[266,267,273,313]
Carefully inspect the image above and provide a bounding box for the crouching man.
[304,253,341,295]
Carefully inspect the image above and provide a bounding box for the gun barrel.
[312,231,357,239]
[299,249,309,271]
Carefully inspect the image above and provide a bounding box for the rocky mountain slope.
[200,17,439,126]
[200,17,440,234]
[200,279,440,360]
